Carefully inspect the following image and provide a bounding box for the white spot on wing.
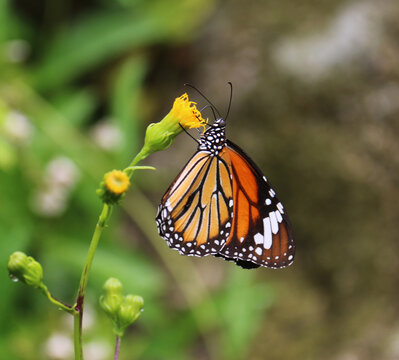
[254,233,264,245]
[265,198,271,205]
[275,210,283,223]
[255,247,263,256]
[277,202,284,214]
[269,211,278,234]
[263,217,272,249]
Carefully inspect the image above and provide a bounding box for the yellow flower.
[168,93,207,130]
[97,170,130,204]
[140,93,207,157]
[104,170,130,195]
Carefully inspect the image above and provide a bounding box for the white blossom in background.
[90,119,123,151]
[45,156,80,189]
[31,156,80,217]
[43,333,73,360]
[272,1,387,82]
[84,341,112,360]
[62,304,95,332]
[3,39,31,63]
[3,110,34,144]
[31,187,68,217]
[82,304,95,331]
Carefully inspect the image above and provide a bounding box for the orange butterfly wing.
[216,140,295,269]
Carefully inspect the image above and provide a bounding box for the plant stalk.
[114,335,121,360]
[73,203,112,360]
[124,147,148,178]
[39,284,76,314]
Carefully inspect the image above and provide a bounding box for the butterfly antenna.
[200,104,218,121]
[179,123,200,144]
[184,83,222,118]
[225,82,233,121]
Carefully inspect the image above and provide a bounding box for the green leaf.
[29,0,215,91]
[110,55,148,160]
[0,170,33,334]
[51,88,98,126]
[216,268,274,359]
[139,310,197,359]
[43,238,166,299]
[0,136,17,170]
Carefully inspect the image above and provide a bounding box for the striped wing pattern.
[156,150,234,257]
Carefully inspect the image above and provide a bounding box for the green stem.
[73,203,112,360]
[39,284,76,314]
[71,145,146,360]
[124,147,148,178]
[73,312,82,360]
[124,165,155,173]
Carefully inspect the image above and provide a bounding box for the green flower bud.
[8,251,44,288]
[8,251,27,278]
[99,278,123,320]
[117,295,144,336]
[143,124,175,154]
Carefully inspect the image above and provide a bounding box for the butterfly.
[156,90,295,269]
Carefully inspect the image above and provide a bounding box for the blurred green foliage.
[0,0,273,359]
[2,0,399,359]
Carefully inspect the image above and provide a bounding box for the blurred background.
[1,0,399,359]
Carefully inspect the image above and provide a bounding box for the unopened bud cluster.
[99,278,144,337]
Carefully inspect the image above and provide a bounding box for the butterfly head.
[198,118,226,155]
[213,118,226,127]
